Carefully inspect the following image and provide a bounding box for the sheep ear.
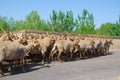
[45,32,49,37]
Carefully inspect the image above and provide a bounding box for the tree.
[7,17,16,31]
[49,10,58,31]
[0,16,10,33]
[64,10,74,32]
[107,23,120,36]
[24,10,49,31]
[49,10,75,32]
[96,15,120,36]
[96,23,112,35]
[75,9,95,34]
[25,10,41,29]
[13,20,26,31]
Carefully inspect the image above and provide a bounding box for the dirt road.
[0,50,120,80]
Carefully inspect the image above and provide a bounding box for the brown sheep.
[0,38,31,76]
[103,39,113,55]
[49,39,78,63]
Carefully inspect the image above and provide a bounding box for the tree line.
[0,9,120,36]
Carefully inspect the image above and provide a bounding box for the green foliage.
[107,23,120,36]
[25,10,41,29]
[0,16,11,33]
[49,10,75,32]
[0,10,119,36]
[96,17,120,36]
[12,10,49,31]
[96,23,112,36]
[74,9,96,34]
[13,20,26,31]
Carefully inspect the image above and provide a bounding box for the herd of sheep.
[0,30,113,76]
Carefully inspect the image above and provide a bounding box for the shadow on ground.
[2,52,113,76]
[2,62,50,76]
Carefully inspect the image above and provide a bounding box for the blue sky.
[0,0,120,28]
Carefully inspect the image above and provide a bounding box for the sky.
[0,0,120,28]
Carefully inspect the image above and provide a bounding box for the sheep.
[0,30,114,76]
[36,37,55,64]
[25,35,55,65]
[77,38,95,59]
[0,37,31,76]
[0,33,13,42]
[103,39,113,55]
[26,40,41,62]
[49,39,79,63]
[94,40,104,56]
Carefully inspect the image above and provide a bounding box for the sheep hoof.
[0,73,4,77]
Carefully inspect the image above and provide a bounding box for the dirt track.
[0,50,120,80]
[110,39,120,50]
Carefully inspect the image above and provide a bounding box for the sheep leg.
[49,51,53,61]
[57,51,62,63]
[80,50,84,59]
[8,61,13,74]
[84,49,88,58]
[41,55,45,65]
[70,52,73,60]
[45,55,49,63]
[49,46,57,61]
[21,60,26,73]
[66,51,69,61]
[70,49,75,60]
[82,52,85,58]
[80,53,82,59]
[41,54,49,65]
[21,65,25,73]
[42,52,49,65]
[49,50,56,61]
[15,59,20,67]
[23,57,27,66]
[0,62,4,76]
[93,49,96,55]
[104,49,109,55]
[103,49,107,56]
